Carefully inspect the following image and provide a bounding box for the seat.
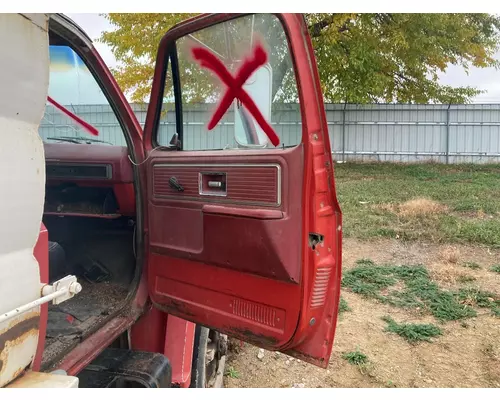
[48,241,66,283]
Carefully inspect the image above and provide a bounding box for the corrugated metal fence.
[39,103,500,164]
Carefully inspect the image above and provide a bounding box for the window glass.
[39,45,126,146]
[157,14,301,150]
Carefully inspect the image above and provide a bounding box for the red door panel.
[149,253,300,346]
[143,13,342,368]
[147,147,304,347]
[148,147,303,282]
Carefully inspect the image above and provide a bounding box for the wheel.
[190,326,227,388]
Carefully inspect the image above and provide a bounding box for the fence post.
[342,102,347,162]
[445,103,451,164]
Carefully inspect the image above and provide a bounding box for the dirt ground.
[223,238,500,388]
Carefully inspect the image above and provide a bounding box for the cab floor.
[40,280,129,370]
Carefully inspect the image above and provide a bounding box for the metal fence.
[39,103,500,164]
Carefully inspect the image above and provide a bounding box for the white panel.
[0,13,49,387]
[233,63,272,146]
[7,371,79,388]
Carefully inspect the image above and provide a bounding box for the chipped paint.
[0,312,40,386]
[157,300,197,319]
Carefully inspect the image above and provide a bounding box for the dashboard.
[43,143,136,218]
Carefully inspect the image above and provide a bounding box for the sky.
[66,13,500,104]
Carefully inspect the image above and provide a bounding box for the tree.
[100,13,500,104]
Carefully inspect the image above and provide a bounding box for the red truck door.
[143,13,342,367]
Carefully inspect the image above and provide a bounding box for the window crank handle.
[169,177,184,192]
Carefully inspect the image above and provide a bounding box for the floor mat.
[42,281,129,370]
[46,310,83,337]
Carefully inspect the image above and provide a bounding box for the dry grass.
[428,246,463,286]
[427,245,500,291]
[397,198,448,218]
[373,198,448,219]
[476,209,487,219]
[372,203,397,214]
[439,246,461,264]
[428,262,461,286]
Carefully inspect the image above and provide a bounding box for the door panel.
[143,13,342,367]
[153,163,281,206]
[148,147,303,282]
[149,253,300,345]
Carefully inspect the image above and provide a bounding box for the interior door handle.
[169,177,184,192]
[199,172,227,196]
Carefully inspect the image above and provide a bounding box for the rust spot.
[284,349,325,367]
[155,300,196,318]
[12,366,27,381]
[0,313,40,374]
[224,327,279,347]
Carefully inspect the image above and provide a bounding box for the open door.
[142,13,342,368]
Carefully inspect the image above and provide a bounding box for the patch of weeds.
[341,259,416,299]
[339,297,351,314]
[357,362,376,377]
[457,274,477,284]
[457,288,500,317]
[462,261,481,270]
[342,259,477,321]
[387,290,424,309]
[382,316,442,343]
[342,349,368,366]
[225,366,240,379]
[403,277,476,321]
[490,265,500,274]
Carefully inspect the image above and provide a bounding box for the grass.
[382,316,442,343]
[457,274,477,284]
[342,259,478,321]
[334,163,500,247]
[339,297,351,314]
[225,366,240,379]
[457,288,500,317]
[462,262,481,270]
[342,349,368,365]
[490,265,500,274]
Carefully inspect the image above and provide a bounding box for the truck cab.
[0,13,342,388]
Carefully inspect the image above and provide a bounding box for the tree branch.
[308,14,352,38]
[271,55,292,101]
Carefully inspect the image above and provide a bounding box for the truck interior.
[39,23,141,370]
[39,12,284,372]
[38,13,296,370]
[31,12,342,377]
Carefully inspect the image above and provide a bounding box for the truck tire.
[190,326,227,388]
